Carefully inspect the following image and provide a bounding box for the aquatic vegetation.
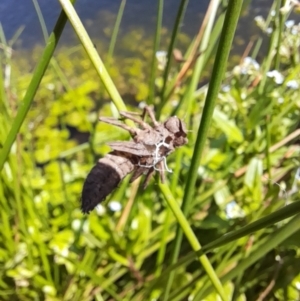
[0,1,300,300]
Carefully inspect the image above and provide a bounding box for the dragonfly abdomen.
[81,153,135,213]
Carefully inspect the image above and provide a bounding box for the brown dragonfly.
[81,106,188,213]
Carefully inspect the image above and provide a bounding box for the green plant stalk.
[154,151,182,279]
[157,0,189,118]
[162,4,220,295]
[197,213,300,299]
[153,200,300,285]
[257,6,281,188]
[58,0,129,116]
[148,0,164,104]
[159,183,228,301]
[171,15,226,118]
[154,203,172,278]
[173,0,220,120]
[0,55,8,116]
[108,0,126,59]
[0,24,7,45]
[264,114,272,190]
[274,0,286,69]
[202,200,300,252]
[163,0,242,298]
[181,0,242,216]
[0,0,76,172]
[0,180,15,253]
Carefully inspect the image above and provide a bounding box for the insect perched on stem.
[81,106,188,213]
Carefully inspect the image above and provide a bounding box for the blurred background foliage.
[1,0,300,300]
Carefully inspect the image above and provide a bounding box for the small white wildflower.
[266,27,273,34]
[156,50,167,70]
[277,97,284,104]
[28,226,35,234]
[108,200,122,212]
[95,204,106,216]
[131,219,138,229]
[241,92,247,100]
[42,285,56,296]
[46,83,55,90]
[254,16,265,26]
[15,279,29,287]
[171,99,179,107]
[138,101,147,109]
[156,50,167,59]
[60,248,69,257]
[286,80,299,89]
[285,20,295,28]
[71,219,81,231]
[270,10,276,17]
[233,65,241,75]
[222,85,230,92]
[237,57,260,75]
[266,70,284,84]
[225,200,245,219]
[34,195,42,204]
[244,57,260,70]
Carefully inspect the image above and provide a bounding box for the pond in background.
[0,0,279,51]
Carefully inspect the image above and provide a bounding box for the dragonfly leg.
[142,106,160,127]
[142,167,155,189]
[158,160,166,183]
[99,117,140,136]
[119,111,152,130]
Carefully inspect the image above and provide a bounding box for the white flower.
[244,57,260,70]
[285,20,295,28]
[225,201,245,219]
[286,80,299,89]
[266,27,273,34]
[266,70,284,84]
[72,219,81,231]
[95,204,106,216]
[277,97,284,104]
[222,85,230,92]
[108,201,122,212]
[156,50,168,70]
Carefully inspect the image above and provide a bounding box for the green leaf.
[244,157,263,202]
[213,108,244,143]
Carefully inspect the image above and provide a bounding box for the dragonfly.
[81,106,188,213]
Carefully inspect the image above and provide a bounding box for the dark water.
[0,0,277,50]
[0,0,208,48]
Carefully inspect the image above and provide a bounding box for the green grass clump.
[1,0,300,300]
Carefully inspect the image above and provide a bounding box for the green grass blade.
[162,2,221,298]
[157,0,189,118]
[197,213,300,299]
[108,0,127,59]
[32,0,71,90]
[180,0,243,234]
[159,183,229,301]
[57,0,128,114]
[0,0,76,171]
[148,0,164,105]
[202,200,300,252]
[162,0,242,297]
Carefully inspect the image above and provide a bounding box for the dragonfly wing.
[108,141,153,156]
